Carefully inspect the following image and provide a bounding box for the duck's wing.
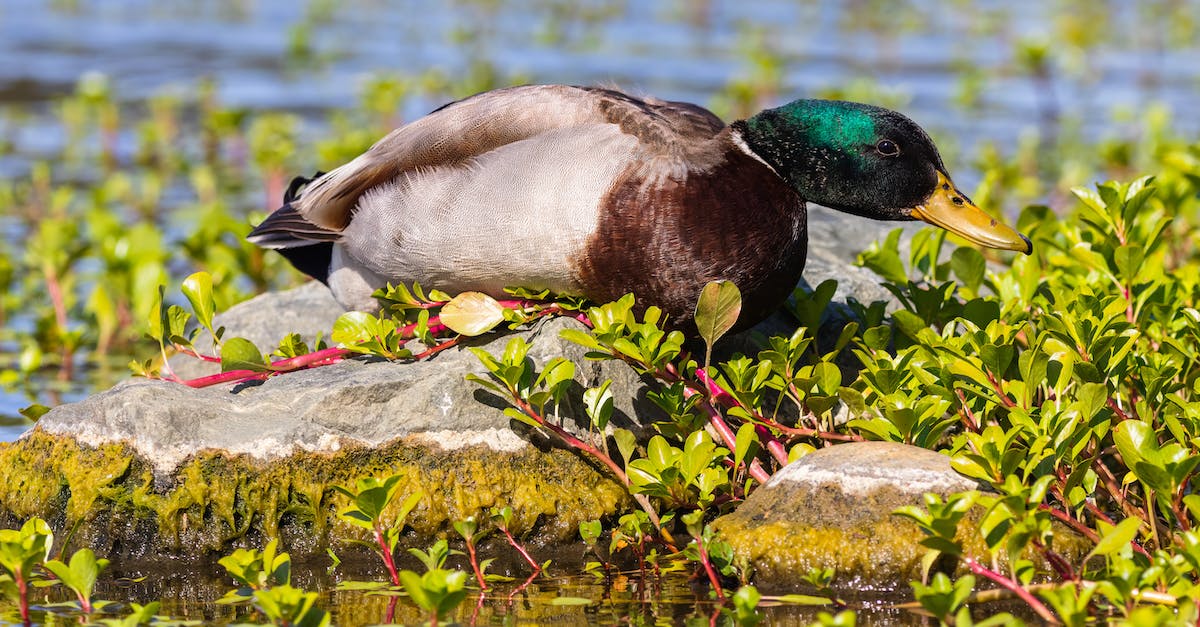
[290,85,727,230]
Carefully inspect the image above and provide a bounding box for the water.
[2,1,1198,151]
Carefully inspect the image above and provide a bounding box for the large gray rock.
[48,315,654,477]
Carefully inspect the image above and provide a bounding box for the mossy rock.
[0,297,655,562]
[713,441,1092,591]
[0,428,627,561]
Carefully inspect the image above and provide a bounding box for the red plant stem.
[693,367,857,445]
[172,345,222,362]
[695,368,793,459]
[1094,458,1155,540]
[499,525,541,574]
[506,571,539,604]
[683,386,772,485]
[692,533,726,602]
[1175,490,1193,533]
[510,395,669,539]
[695,367,791,456]
[470,590,486,625]
[374,527,400,586]
[964,557,1060,625]
[771,421,862,442]
[413,337,461,360]
[955,389,982,432]
[464,538,487,590]
[1033,539,1076,580]
[44,263,69,332]
[168,299,566,389]
[177,346,355,387]
[385,596,398,625]
[1106,396,1134,422]
[1039,504,1102,547]
[182,369,267,388]
[755,425,791,467]
[17,570,28,626]
[43,262,74,382]
[694,368,733,404]
[985,370,1017,408]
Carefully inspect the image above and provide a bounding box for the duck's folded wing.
[292,85,635,231]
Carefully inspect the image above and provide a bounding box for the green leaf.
[774,593,833,605]
[43,548,108,605]
[694,280,742,366]
[613,428,637,466]
[220,337,270,372]
[439,292,506,336]
[181,271,216,337]
[331,311,375,346]
[583,380,614,430]
[1088,517,1142,558]
[1113,244,1144,282]
[950,247,985,292]
[812,362,842,396]
[1113,420,1159,469]
[18,404,50,421]
[734,422,757,470]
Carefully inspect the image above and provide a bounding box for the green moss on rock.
[0,429,628,560]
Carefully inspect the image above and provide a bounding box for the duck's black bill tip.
[1020,234,1033,255]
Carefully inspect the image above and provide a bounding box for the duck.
[248,84,1031,332]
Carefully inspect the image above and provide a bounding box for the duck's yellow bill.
[910,171,1032,254]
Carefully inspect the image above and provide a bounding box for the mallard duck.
[249,84,1030,330]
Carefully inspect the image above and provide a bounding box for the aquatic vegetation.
[217,539,330,626]
[333,474,423,587]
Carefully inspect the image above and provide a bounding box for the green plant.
[217,539,329,626]
[217,538,292,602]
[40,547,109,615]
[452,516,492,590]
[399,540,469,627]
[246,584,329,627]
[0,518,53,625]
[333,474,423,587]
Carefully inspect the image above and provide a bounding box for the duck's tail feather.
[247,203,340,248]
[248,172,338,285]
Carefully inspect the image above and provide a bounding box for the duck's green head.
[736,99,1031,253]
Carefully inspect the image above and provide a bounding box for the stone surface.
[713,442,1089,590]
[44,315,654,476]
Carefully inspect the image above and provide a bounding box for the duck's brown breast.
[574,144,807,331]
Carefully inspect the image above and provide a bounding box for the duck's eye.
[876,139,900,157]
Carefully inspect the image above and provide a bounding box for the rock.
[3,313,656,561]
[802,206,914,309]
[712,442,1090,590]
[168,281,343,380]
